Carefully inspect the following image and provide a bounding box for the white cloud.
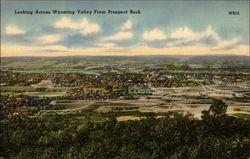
[121,20,132,31]
[168,26,242,49]
[171,26,220,41]
[80,23,100,35]
[171,27,195,39]
[102,32,133,41]
[54,17,80,29]
[141,26,242,51]
[202,26,221,42]
[143,29,166,41]
[36,34,61,45]
[96,42,117,48]
[100,20,133,43]
[54,17,100,35]
[214,37,241,50]
[5,25,25,35]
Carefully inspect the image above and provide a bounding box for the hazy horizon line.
[1,54,249,58]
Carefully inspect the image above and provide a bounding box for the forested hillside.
[1,99,249,159]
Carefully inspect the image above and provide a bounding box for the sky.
[1,1,249,56]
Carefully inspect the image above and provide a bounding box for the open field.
[1,89,68,97]
[1,80,72,97]
[2,81,249,118]
[116,116,144,121]
[46,96,250,118]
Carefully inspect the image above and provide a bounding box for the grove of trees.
[0,99,249,159]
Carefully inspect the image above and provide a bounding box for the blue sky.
[1,1,249,56]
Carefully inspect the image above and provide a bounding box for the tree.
[202,99,228,119]
[209,99,228,116]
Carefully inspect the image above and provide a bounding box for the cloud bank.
[2,18,248,56]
